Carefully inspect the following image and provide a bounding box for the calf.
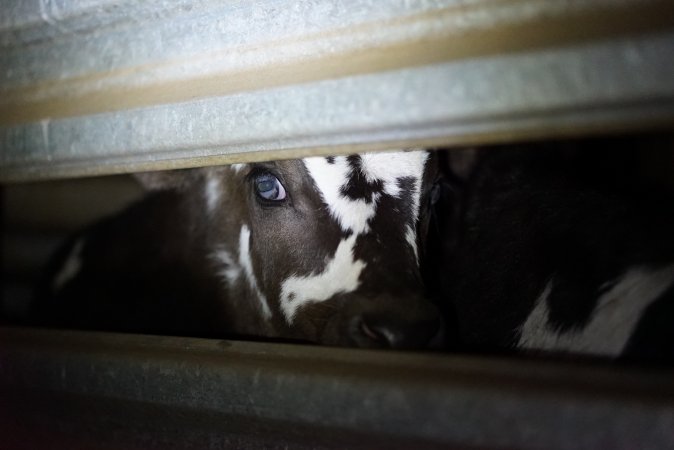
[34,150,442,349]
[434,139,674,362]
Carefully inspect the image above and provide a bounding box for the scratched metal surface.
[1,327,674,449]
[1,0,673,181]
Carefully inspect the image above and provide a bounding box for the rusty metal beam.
[1,326,674,449]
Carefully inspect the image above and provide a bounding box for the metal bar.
[1,0,674,181]
[1,326,674,449]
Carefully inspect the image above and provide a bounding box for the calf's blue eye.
[254,173,287,201]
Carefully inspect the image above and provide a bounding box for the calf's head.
[141,150,442,348]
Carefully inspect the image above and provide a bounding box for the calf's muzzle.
[336,293,443,349]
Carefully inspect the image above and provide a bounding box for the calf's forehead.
[358,151,430,194]
[302,150,429,235]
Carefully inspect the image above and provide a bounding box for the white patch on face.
[211,247,242,285]
[231,163,247,174]
[303,156,379,235]
[359,150,428,199]
[279,234,365,323]
[361,150,428,267]
[303,150,428,237]
[52,239,85,291]
[405,225,419,263]
[239,225,272,319]
[518,264,674,357]
[204,174,221,213]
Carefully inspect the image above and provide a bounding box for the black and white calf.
[34,150,442,349]
[434,141,674,362]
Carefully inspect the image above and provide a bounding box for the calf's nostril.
[359,319,390,345]
[355,315,441,349]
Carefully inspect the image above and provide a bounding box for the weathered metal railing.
[2,327,674,449]
[1,0,673,181]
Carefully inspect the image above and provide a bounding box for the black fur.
[33,191,229,337]
[340,155,383,203]
[433,137,674,361]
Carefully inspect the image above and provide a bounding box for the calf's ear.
[134,169,202,191]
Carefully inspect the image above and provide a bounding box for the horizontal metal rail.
[1,0,674,181]
[1,326,674,449]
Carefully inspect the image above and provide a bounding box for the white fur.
[204,175,222,213]
[361,150,427,267]
[52,239,85,291]
[359,150,428,199]
[239,225,272,319]
[211,247,242,285]
[405,225,419,263]
[303,156,379,235]
[361,150,428,264]
[231,163,247,174]
[518,264,674,357]
[302,150,428,237]
[280,234,365,323]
